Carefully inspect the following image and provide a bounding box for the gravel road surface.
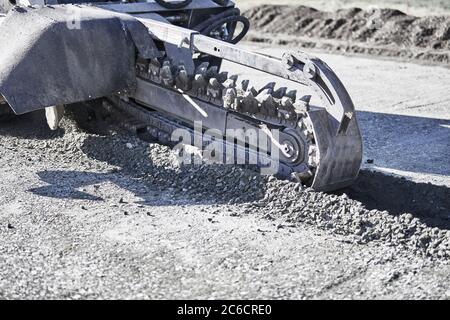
[0,47,449,299]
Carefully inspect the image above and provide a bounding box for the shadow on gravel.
[30,171,105,201]
[344,111,450,230]
[340,170,450,230]
[357,111,450,177]
[0,111,65,139]
[30,134,267,206]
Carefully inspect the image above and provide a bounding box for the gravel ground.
[0,108,449,299]
[0,47,449,298]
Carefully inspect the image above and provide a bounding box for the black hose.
[193,8,241,32]
[193,9,250,44]
[154,0,192,9]
[203,16,250,44]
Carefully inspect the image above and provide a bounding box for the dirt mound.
[244,5,450,64]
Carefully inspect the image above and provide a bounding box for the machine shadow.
[357,110,450,177]
[30,134,268,206]
[346,110,449,229]
[0,110,65,139]
[29,171,105,201]
[339,170,450,230]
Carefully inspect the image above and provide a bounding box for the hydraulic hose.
[193,8,250,44]
[154,0,192,9]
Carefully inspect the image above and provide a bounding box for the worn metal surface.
[0,5,159,114]
[134,79,228,132]
[96,0,234,13]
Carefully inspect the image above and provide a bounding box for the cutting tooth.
[149,58,161,83]
[217,72,229,83]
[300,95,312,104]
[175,65,191,91]
[273,87,287,99]
[239,90,259,114]
[263,95,279,118]
[223,74,238,88]
[281,97,295,111]
[281,96,294,108]
[206,66,219,79]
[256,90,278,117]
[149,58,160,76]
[279,97,296,121]
[256,88,272,100]
[209,78,220,88]
[237,79,250,92]
[192,64,209,96]
[223,88,237,109]
[228,75,239,88]
[286,90,297,102]
[258,82,276,94]
[136,60,147,77]
[249,87,258,97]
[222,78,236,89]
[207,77,224,101]
[295,95,312,112]
[195,62,209,75]
[192,74,207,96]
[160,60,174,87]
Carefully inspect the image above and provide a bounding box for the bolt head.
[303,61,317,79]
[282,53,295,69]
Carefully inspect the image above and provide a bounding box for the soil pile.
[244,5,450,64]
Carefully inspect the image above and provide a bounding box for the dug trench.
[340,171,450,230]
[1,107,448,259]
